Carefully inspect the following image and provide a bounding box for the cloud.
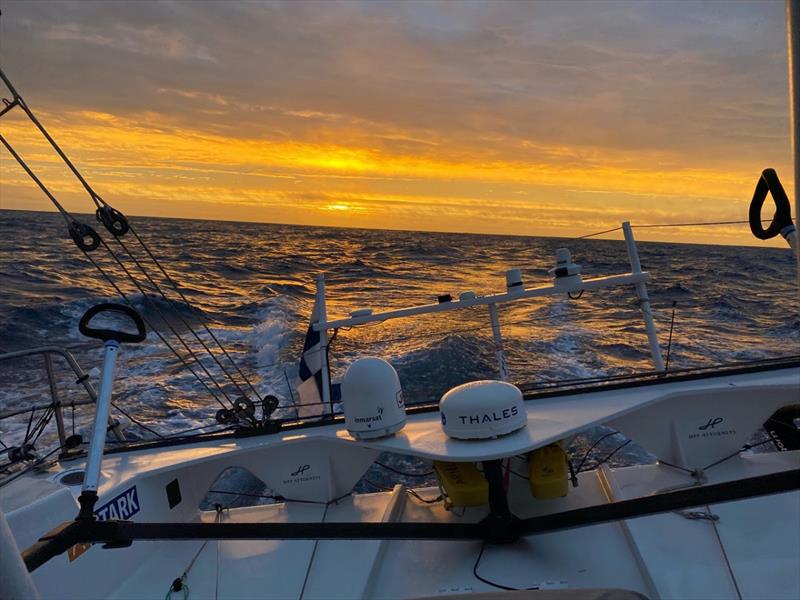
[0,0,792,246]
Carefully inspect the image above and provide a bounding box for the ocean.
[0,209,797,494]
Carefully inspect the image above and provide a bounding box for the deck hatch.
[166,478,182,509]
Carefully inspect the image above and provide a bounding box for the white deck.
[2,366,797,599]
[82,451,799,600]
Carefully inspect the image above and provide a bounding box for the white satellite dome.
[439,380,526,440]
[341,357,406,440]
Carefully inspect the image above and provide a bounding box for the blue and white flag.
[296,297,327,418]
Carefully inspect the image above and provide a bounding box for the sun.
[325,203,354,211]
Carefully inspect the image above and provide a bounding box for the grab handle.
[79,303,146,344]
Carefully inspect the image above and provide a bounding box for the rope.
[298,501,329,600]
[83,251,234,411]
[664,301,678,372]
[0,444,64,488]
[572,431,622,473]
[405,488,443,504]
[108,233,259,405]
[577,226,622,239]
[207,488,353,506]
[1,76,251,418]
[585,439,631,471]
[700,438,774,472]
[96,238,239,410]
[127,224,263,402]
[110,402,165,440]
[709,506,743,600]
[166,506,224,600]
[576,219,768,240]
[635,220,752,228]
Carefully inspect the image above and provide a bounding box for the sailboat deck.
[101,452,799,600]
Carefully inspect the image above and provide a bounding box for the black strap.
[749,168,793,240]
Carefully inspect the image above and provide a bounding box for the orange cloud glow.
[0,1,794,247]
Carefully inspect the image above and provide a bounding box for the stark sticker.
[68,485,140,562]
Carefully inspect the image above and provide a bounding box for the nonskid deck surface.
[94,452,798,600]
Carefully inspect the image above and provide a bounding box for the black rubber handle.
[749,169,793,240]
[78,303,146,343]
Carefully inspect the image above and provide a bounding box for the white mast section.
[623,222,666,372]
[788,0,800,283]
[487,303,510,381]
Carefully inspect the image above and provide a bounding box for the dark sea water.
[1,209,797,486]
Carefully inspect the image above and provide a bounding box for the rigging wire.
[107,232,260,404]
[1,76,260,416]
[0,444,64,488]
[664,301,678,373]
[0,134,72,226]
[95,237,240,409]
[127,225,263,402]
[577,226,622,239]
[1,127,237,414]
[572,431,622,473]
[82,249,234,411]
[207,488,353,506]
[575,219,769,240]
[580,439,632,472]
[635,220,752,228]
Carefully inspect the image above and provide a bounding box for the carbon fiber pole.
[23,468,800,572]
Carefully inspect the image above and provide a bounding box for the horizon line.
[0,207,790,251]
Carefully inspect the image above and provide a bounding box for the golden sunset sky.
[0,0,794,245]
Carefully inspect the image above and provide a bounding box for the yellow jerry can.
[528,443,569,499]
[433,461,489,507]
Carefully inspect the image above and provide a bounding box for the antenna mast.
[788,0,800,284]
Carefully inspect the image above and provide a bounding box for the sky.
[0,0,794,245]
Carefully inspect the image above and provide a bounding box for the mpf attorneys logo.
[291,464,311,477]
[284,464,321,485]
[698,417,724,431]
[689,416,735,439]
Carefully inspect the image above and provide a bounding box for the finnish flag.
[296,296,334,418]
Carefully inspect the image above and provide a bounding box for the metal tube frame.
[488,303,510,380]
[0,346,123,442]
[80,341,119,496]
[622,222,666,372]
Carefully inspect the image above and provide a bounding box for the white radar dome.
[440,380,526,440]
[342,357,406,440]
